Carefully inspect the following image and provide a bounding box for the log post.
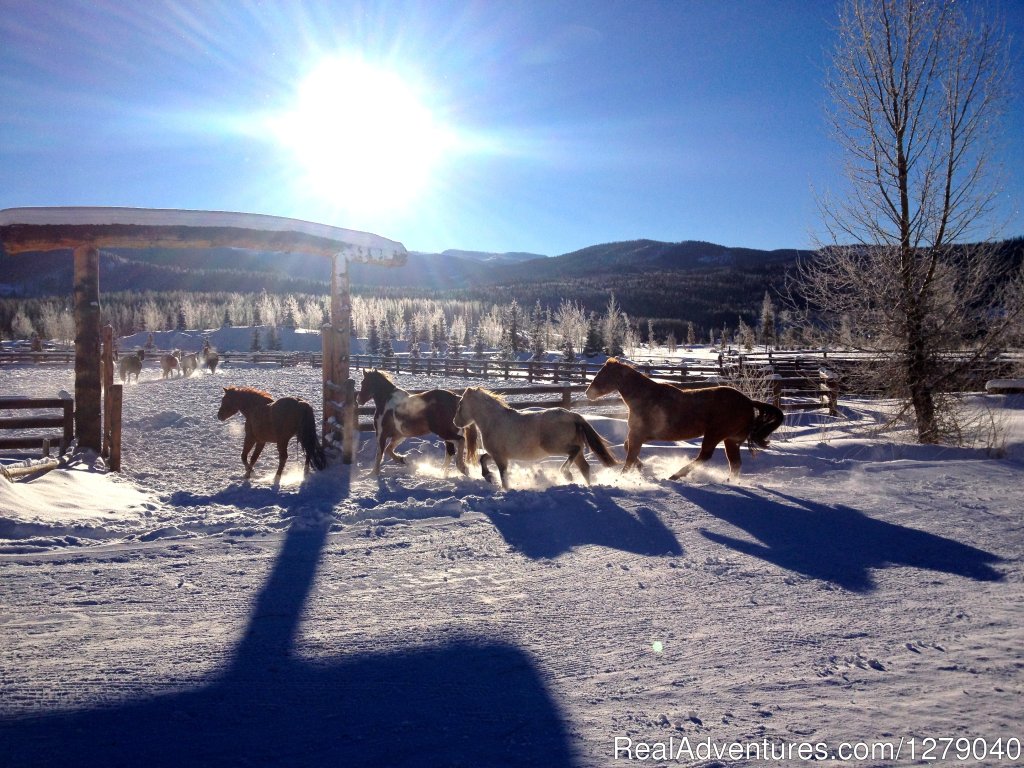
[330,254,353,465]
[73,245,102,452]
[109,384,123,471]
[322,321,334,447]
[342,378,358,464]
[101,324,114,458]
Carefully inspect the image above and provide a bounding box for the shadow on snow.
[478,486,683,560]
[1,471,577,768]
[680,485,1004,593]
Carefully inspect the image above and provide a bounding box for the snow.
[0,206,407,261]
[1,357,1023,766]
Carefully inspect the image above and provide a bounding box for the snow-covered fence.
[0,393,73,456]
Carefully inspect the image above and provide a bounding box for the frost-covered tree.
[796,0,1019,442]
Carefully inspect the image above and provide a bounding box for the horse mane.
[225,385,273,402]
[366,368,395,384]
[467,386,510,407]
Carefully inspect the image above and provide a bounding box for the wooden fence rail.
[0,394,74,455]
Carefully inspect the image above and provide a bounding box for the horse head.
[217,387,239,421]
[357,369,393,406]
[453,387,478,428]
[586,357,627,400]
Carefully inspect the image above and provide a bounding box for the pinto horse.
[217,386,327,481]
[356,369,477,476]
[454,387,617,490]
[585,358,784,479]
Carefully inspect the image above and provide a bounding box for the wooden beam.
[73,245,101,452]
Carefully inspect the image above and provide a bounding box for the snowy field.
[1,359,1022,766]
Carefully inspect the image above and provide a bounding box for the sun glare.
[272,56,453,213]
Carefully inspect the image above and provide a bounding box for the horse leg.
[495,457,511,490]
[670,434,719,480]
[387,436,407,464]
[623,436,645,473]
[372,431,387,476]
[241,434,257,477]
[247,442,266,477]
[724,439,742,478]
[449,436,467,476]
[441,439,461,478]
[573,449,592,485]
[274,439,289,480]
[479,453,496,485]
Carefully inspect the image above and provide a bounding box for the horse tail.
[299,403,328,471]
[463,423,480,466]
[577,418,618,467]
[748,400,785,450]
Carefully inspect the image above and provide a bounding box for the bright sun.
[272,56,453,213]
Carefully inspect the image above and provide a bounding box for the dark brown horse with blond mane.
[217,386,327,480]
[357,369,478,476]
[585,358,784,479]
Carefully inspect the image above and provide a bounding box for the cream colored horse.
[161,352,181,379]
[453,387,617,489]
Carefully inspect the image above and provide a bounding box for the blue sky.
[1,0,1021,256]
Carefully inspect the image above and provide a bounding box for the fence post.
[343,378,358,464]
[60,393,74,453]
[561,387,572,409]
[101,325,114,459]
[109,384,123,472]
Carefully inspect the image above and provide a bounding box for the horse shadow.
[2,474,578,767]
[680,485,1004,592]
[479,486,683,560]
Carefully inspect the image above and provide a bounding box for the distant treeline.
[0,286,805,359]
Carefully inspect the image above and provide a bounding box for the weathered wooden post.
[101,324,114,459]
[109,384,123,472]
[73,245,101,452]
[343,378,358,464]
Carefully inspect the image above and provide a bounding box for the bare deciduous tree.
[796,0,1020,443]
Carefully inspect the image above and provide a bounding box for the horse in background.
[584,358,784,479]
[118,349,145,383]
[453,387,617,490]
[216,386,327,481]
[356,369,477,476]
[202,340,220,374]
[180,352,199,377]
[161,352,181,379]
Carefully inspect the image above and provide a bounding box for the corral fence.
[0,393,73,456]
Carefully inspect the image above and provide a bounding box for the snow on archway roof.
[0,206,407,264]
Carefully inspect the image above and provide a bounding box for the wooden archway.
[0,207,406,465]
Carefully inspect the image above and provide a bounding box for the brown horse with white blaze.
[217,386,327,481]
[585,358,784,479]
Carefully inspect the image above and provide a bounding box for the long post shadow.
[2,467,578,767]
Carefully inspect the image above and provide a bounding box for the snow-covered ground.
[1,358,1022,767]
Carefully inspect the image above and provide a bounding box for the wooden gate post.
[108,384,123,472]
[73,245,101,452]
[343,378,358,464]
[101,324,114,459]
[330,254,355,466]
